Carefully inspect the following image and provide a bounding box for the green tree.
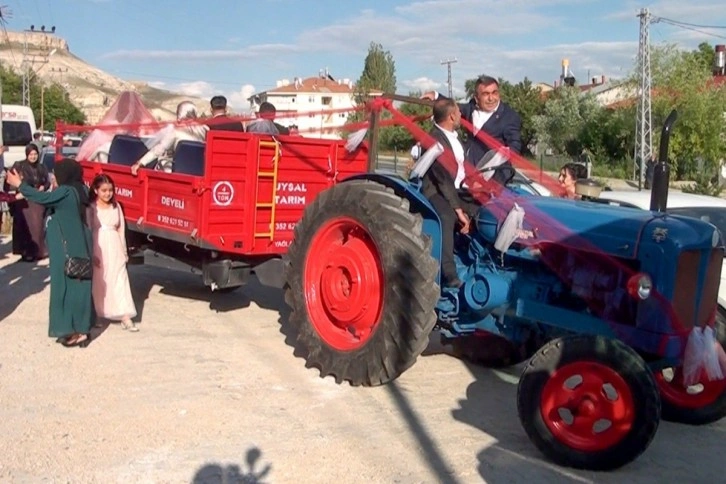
[645,43,726,185]
[0,63,86,131]
[690,42,715,74]
[344,42,398,145]
[35,84,86,131]
[378,91,433,151]
[532,86,603,157]
[354,42,397,100]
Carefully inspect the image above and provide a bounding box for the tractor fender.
[343,174,442,280]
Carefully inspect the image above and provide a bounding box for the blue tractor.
[283,109,726,470]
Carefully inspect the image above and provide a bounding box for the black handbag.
[57,190,93,280]
[63,254,93,280]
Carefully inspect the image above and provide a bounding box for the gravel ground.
[0,235,723,483]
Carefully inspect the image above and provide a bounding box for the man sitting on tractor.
[131,101,208,175]
[421,98,476,289]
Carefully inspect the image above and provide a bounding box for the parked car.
[509,170,553,197]
[40,146,80,173]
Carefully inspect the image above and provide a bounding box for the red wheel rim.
[540,361,635,452]
[655,366,726,409]
[303,217,384,351]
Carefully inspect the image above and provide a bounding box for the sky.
[3,0,726,110]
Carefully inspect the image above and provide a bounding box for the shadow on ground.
[192,447,271,484]
[127,265,284,326]
[449,356,725,483]
[0,236,50,324]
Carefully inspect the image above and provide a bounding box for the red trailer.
[75,128,370,290]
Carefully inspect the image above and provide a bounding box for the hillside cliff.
[0,30,209,124]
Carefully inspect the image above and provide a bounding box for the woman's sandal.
[62,333,90,348]
[121,320,139,332]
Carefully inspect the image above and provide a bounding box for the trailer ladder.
[253,139,281,239]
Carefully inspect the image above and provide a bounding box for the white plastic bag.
[717,338,726,376]
[494,203,525,253]
[409,142,444,180]
[345,127,368,152]
[682,327,706,387]
[703,326,725,381]
[479,150,510,181]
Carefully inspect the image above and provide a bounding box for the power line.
[654,16,726,41]
[45,0,55,25]
[656,17,726,29]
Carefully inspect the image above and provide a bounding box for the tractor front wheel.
[517,335,660,470]
[284,180,440,387]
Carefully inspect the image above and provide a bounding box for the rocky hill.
[0,30,209,124]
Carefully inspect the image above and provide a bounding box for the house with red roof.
[247,72,382,139]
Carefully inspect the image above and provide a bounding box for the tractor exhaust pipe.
[649,109,678,212]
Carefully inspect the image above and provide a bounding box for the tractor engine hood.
[477,196,719,258]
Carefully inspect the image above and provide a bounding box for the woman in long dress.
[5,158,93,347]
[86,173,139,331]
[11,144,51,261]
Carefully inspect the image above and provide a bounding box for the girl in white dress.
[87,174,139,332]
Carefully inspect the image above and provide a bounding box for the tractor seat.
[172,140,206,176]
[108,134,150,167]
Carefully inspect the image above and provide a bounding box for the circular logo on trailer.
[212,181,234,206]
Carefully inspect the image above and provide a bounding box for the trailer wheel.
[284,180,440,387]
[517,335,660,470]
[655,310,726,425]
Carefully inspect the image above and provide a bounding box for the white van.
[1,105,38,168]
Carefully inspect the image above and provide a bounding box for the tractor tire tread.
[283,180,439,387]
[517,335,661,471]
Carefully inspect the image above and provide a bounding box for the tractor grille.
[672,249,722,330]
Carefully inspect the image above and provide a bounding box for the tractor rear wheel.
[654,310,726,425]
[284,180,440,387]
[517,335,660,470]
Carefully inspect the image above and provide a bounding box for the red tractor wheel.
[655,312,726,425]
[284,180,439,386]
[517,335,660,470]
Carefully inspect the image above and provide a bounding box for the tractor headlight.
[627,273,652,300]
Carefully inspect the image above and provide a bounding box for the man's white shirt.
[434,123,466,189]
[472,104,498,134]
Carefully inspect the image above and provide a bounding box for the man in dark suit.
[206,95,245,132]
[424,75,522,186]
[421,98,474,289]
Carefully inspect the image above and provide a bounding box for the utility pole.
[22,25,56,107]
[634,8,653,188]
[1,5,13,146]
[440,58,457,98]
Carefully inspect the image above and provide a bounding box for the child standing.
[87,174,139,332]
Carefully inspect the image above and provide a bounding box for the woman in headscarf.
[5,158,94,347]
[10,144,51,261]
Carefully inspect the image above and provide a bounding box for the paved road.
[0,235,723,483]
